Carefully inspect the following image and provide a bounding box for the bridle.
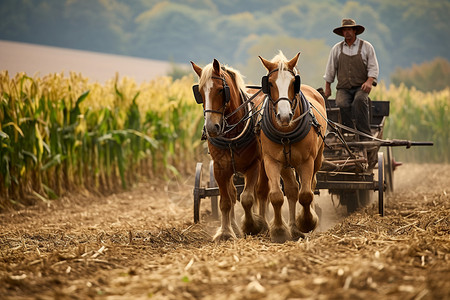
[192,72,261,137]
[202,75,231,116]
[261,68,301,113]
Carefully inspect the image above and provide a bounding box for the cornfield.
[1,72,448,209]
[0,71,204,209]
[371,83,449,163]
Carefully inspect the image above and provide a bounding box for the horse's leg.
[312,148,325,222]
[280,168,304,240]
[265,157,291,243]
[213,169,238,241]
[241,162,268,235]
[229,177,242,238]
[295,158,319,233]
[256,161,269,222]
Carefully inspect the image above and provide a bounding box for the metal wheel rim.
[377,152,385,216]
[193,162,203,223]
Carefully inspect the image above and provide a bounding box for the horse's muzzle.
[205,121,222,137]
[276,111,293,127]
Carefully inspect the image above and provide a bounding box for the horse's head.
[259,52,301,127]
[191,59,244,138]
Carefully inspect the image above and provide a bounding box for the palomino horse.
[257,51,327,243]
[191,59,268,241]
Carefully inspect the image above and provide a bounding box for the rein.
[202,74,262,137]
[205,77,263,151]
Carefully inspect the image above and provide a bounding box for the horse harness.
[260,68,322,168]
[192,73,263,175]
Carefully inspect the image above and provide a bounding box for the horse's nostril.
[289,112,293,120]
[214,123,221,133]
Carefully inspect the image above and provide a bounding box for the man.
[323,18,379,138]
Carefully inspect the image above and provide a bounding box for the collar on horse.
[261,91,319,145]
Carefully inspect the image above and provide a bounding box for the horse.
[256,51,328,243]
[190,59,268,241]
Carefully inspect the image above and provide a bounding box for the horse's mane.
[199,63,247,93]
[270,50,299,76]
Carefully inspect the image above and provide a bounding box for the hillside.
[0,40,173,83]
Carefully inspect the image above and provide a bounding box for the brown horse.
[191,59,268,241]
[257,51,328,243]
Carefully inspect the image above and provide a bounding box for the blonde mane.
[270,50,299,76]
[199,63,247,93]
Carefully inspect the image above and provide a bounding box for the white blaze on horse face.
[275,71,294,125]
[203,78,222,136]
[203,78,214,114]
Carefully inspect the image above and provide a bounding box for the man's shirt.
[323,37,379,84]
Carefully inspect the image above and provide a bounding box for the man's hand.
[361,77,375,94]
[324,82,332,99]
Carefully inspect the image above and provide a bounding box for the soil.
[1,163,449,300]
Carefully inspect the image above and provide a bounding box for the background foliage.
[0,1,448,208]
[1,71,448,209]
[1,0,449,88]
[0,71,204,209]
[390,58,450,92]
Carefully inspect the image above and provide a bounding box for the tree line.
[1,0,449,89]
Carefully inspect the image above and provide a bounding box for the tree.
[391,57,450,92]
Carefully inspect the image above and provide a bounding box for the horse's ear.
[258,56,276,71]
[287,52,301,70]
[191,61,202,77]
[213,59,221,74]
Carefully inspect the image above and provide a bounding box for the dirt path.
[1,164,449,300]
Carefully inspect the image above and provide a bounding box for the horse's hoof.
[296,208,319,233]
[269,225,291,243]
[213,230,236,242]
[289,224,306,241]
[241,214,269,236]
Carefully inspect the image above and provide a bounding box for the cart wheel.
[377,152,385,216]
[385,146,394,194]
[209,160,219,220]
[193,162,203,223]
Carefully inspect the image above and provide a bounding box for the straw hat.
[333,18,365,36]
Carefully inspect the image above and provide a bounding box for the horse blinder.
[192,84,203,104]
[192,80,231,105]
[294,75,301,95]
[261,75,270,94]
[261,72,301,95]
[223,83,231,104]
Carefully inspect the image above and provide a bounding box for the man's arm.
[362,42,379,94]
[361,77,375,93]
[324,81,332,98]
[323,44,339,98]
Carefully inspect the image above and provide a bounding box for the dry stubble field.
[0,163,449,300]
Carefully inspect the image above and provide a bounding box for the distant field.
[0,40,173,83]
